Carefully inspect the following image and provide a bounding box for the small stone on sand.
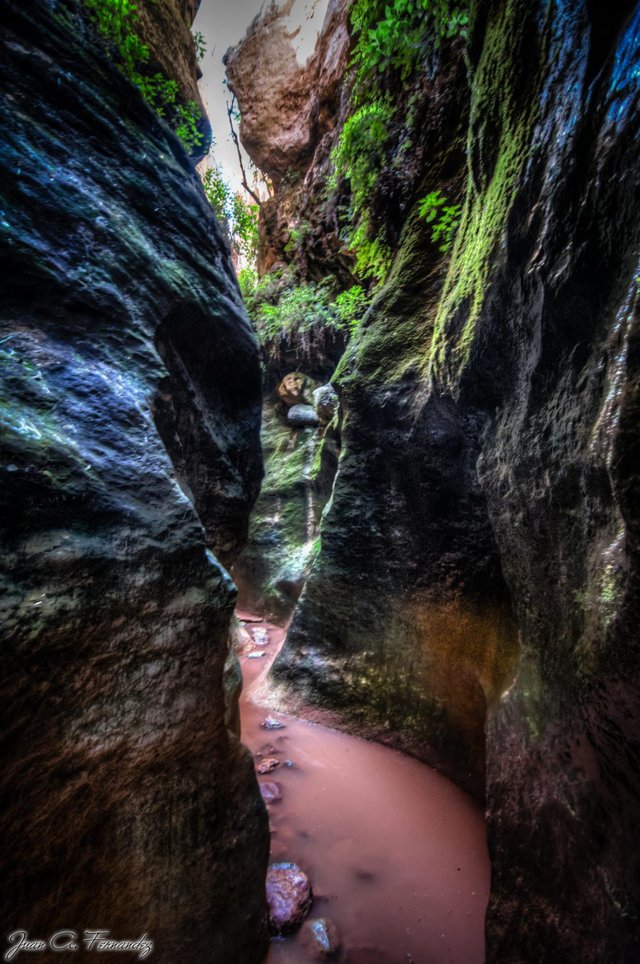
[261,716,286,730]
[260,782,282,804]
[257,758,280,775]
[300,917,340,958]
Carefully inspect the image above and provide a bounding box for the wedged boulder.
[278,371,315,407]
[224,0,353,276]
[0,2,267,961]
[224,0,350,183]
[288,404,320,428]
[313,384,338,424]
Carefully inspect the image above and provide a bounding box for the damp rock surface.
[300,917,340,958]
[262,2,640,961]
[266,862,314,934]
[0,2,267,961]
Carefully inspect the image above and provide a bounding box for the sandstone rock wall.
[0,1,267,960]
[232,376,339,622]
[137,0,211,156]
[270,0,640,959]
[225,0,354,276]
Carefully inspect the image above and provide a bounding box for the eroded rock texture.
[136,0,211,157]
[233,375,338,623]
[138,0,204,105]
[0,1,267,960]
[225,0,353,276]
[273,1,640,959]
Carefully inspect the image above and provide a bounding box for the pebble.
[257,758,280,775]
[261,716,286,730]
[266,862,313,934]
[300,917,340,958]
[260,782,282,804]
[256,743,279,757]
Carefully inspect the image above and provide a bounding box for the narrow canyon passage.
[237,613,489,963]
[3,1,640,961]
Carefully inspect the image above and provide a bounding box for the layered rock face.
[224,0,347,184]
[136,0,211,156]
[225,0,354,277]
[0,2,267,961]
[233,374,339,622]
[267,0,640,959]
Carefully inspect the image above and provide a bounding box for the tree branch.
[226,95,262,207]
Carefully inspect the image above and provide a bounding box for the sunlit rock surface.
[135,0,211,156]
[224,0,344,183]
[274,1,640,959]
[0,1,267,960]
[225,0,353,276]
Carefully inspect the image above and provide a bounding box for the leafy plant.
[232,193,260,262]
[330,100,393,203]
[202,166,233,227]
[335,285,369,335]
[326,0,468,284]
[174,100,204,154]
[349,222,393,283]
[201,165,259,262]
[83,0,204,153]
[238,266,258,302]
[239,267,370,350]
[192,29,207,62]
[350,0,469,95]
[417,190,462,252]
[284,221,312,259]
[329,98,394,282]
[257,281,337,342]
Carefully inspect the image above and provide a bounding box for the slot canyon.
[1,0,639,961]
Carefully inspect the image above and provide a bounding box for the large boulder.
[313,384,338,424]
[224,0,350,184]
[288,404,320,428]
[278,371,315,407]
[224,0,354,276]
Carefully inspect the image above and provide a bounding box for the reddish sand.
[237,615,489,964]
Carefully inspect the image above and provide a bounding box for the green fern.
[83,0,204,153]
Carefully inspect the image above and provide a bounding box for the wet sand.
[237,615,489,964]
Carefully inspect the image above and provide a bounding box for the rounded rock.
[313,385,338,424]
[257,758,280,775]
[287,404,319,428]
[266,861,313,933]
[277,372,311,407]
[260,781,282,804]
[300,917,340,958]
